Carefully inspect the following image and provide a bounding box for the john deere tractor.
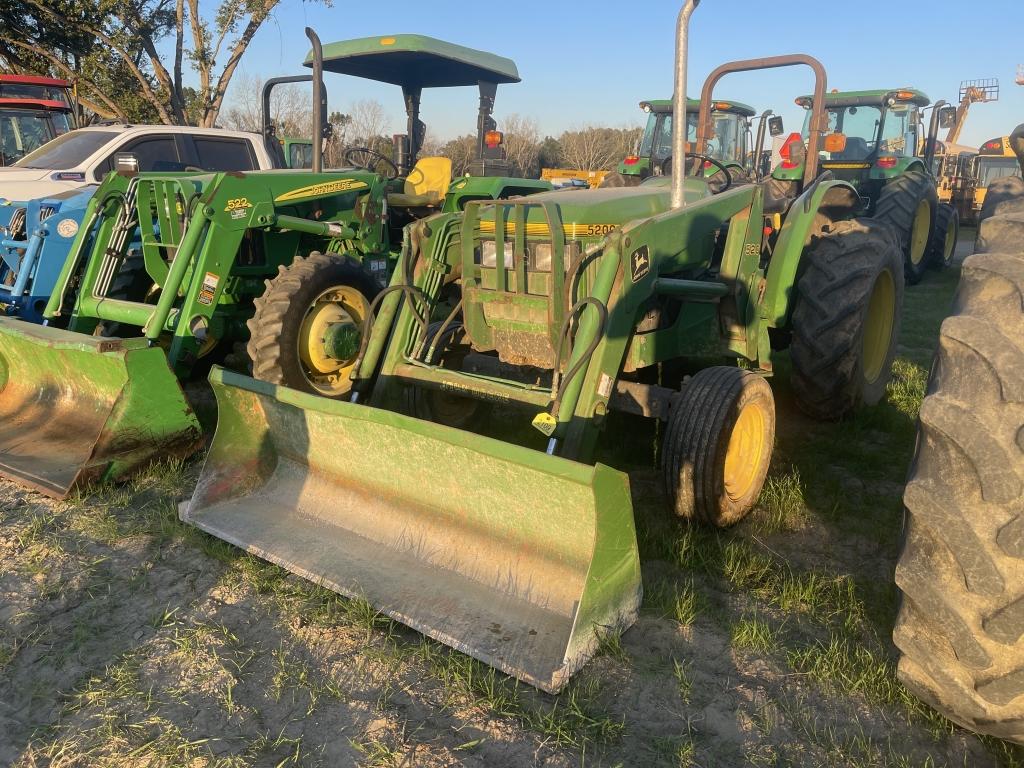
[895,123,1024,743]
[182,3,905,696]
[602,97,758,187]
[0,30,548,498]
[775,88,957,283]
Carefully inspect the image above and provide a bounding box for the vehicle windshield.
[639,110,745,164]
[0,83,71,107]
[976,157,1021,188]
[14,129,112,170]
[0,110,71,166]
[803,103,917,161]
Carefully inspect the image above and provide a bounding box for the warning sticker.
[598,373,613,399]
[197,272,219,305]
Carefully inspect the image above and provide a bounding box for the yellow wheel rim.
[862,269,896,384]
[723,402,767,502]
[297,285,369,396]
[909,198,931,266]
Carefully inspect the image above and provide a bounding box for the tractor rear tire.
[663,366,775,527]
[247,251,379,398]
[790,218,903,420]
[873,169,937,284]
[927,203,959,270]
[598,172,642,189]
[894,204,1024,743]
[979,176,1024,223]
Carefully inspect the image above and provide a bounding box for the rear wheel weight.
[790,217,903,420]
[873,169,937,284]
[663,366,775,527]
[247,251,378,398]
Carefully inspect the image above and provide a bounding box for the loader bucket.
[0,319,202,498]
[183,367,642,693]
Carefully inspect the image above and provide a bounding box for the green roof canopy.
[640,98,756,117]
[304,35,520,88]
[797,88,930,108]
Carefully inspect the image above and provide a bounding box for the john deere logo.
[274,179,368,203]
[630,246,650,283]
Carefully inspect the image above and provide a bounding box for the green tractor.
[894,124,1024,743]
[183,3,905,695]
[0,30,549,498]
[601,97,761,188]
[775,88,958,282]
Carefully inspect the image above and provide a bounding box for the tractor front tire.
[406,321,481,429]
[895,207,1024,743]
[873,169,937,284]
[790,218,903,420]
[247,251,378,398]
[663,366,775,527]
[927,203,959,271]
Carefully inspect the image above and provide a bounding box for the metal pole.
[305,28,324,174]
[671,0,701,209]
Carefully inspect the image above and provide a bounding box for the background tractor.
[183,8,905,697]
[0,30,549,499]
[895,123,1024,744]
[775,88,957,282]
[601,97,764,188]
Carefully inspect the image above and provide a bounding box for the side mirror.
[768,116,784,137]
[938,106,957,130]
[114,152,139,174]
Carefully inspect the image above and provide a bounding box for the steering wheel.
[660,153,733,192]
[343,147,399,179]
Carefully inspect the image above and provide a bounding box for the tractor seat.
[387,156,452,207]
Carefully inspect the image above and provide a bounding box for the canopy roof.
[305,35,520,88]
[640,98,755,116]
[797,88,931,108]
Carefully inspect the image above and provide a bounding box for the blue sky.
[226,0,1024,147]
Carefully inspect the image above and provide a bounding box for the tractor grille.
[38,205,56,222]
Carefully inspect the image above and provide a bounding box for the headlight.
[479,239,513,267]
[531,243,552,271]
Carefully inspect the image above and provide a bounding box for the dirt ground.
[2,236,1023,767]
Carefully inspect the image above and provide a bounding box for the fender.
[762,178,860,328]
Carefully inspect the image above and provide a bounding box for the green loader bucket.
[183,367,642,693]
[0,319,202,498]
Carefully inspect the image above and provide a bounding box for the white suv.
[0,124,277,200]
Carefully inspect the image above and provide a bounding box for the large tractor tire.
[599,171,643,189]
[406,321,481,429]
[927,203,959,271]
[874,169,937,284]
[894,193,1024,743]
[663,366,775,527]
[790,218,903,420]
[247,251,378,398]
[979,175,1024,223]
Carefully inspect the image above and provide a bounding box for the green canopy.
[305,34,520,88]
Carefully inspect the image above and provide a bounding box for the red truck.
[0,74,76,166]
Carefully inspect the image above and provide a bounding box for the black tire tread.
[927,202,959,270]
[790,217,904,419]
[873,168,936,283]
[895,180,1024,741]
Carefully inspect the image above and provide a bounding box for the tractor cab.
[306,34,549,227]
[615,98,756,184]
[783,89,951,190]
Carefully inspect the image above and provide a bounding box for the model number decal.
[224,197,252,212]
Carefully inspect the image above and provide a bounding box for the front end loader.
[0,30,549,499]
[184,2,905,693]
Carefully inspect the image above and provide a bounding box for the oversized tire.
[979,175,1024,224]
[927,203,959,270]
[873,169,937,284]
[247,251,378,398]
[598,171,643,189]
[406,321,481,429]
[94,252,152,337]
[789,218,903,420]
[663,366,775,527]
[894,190,1024,743]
